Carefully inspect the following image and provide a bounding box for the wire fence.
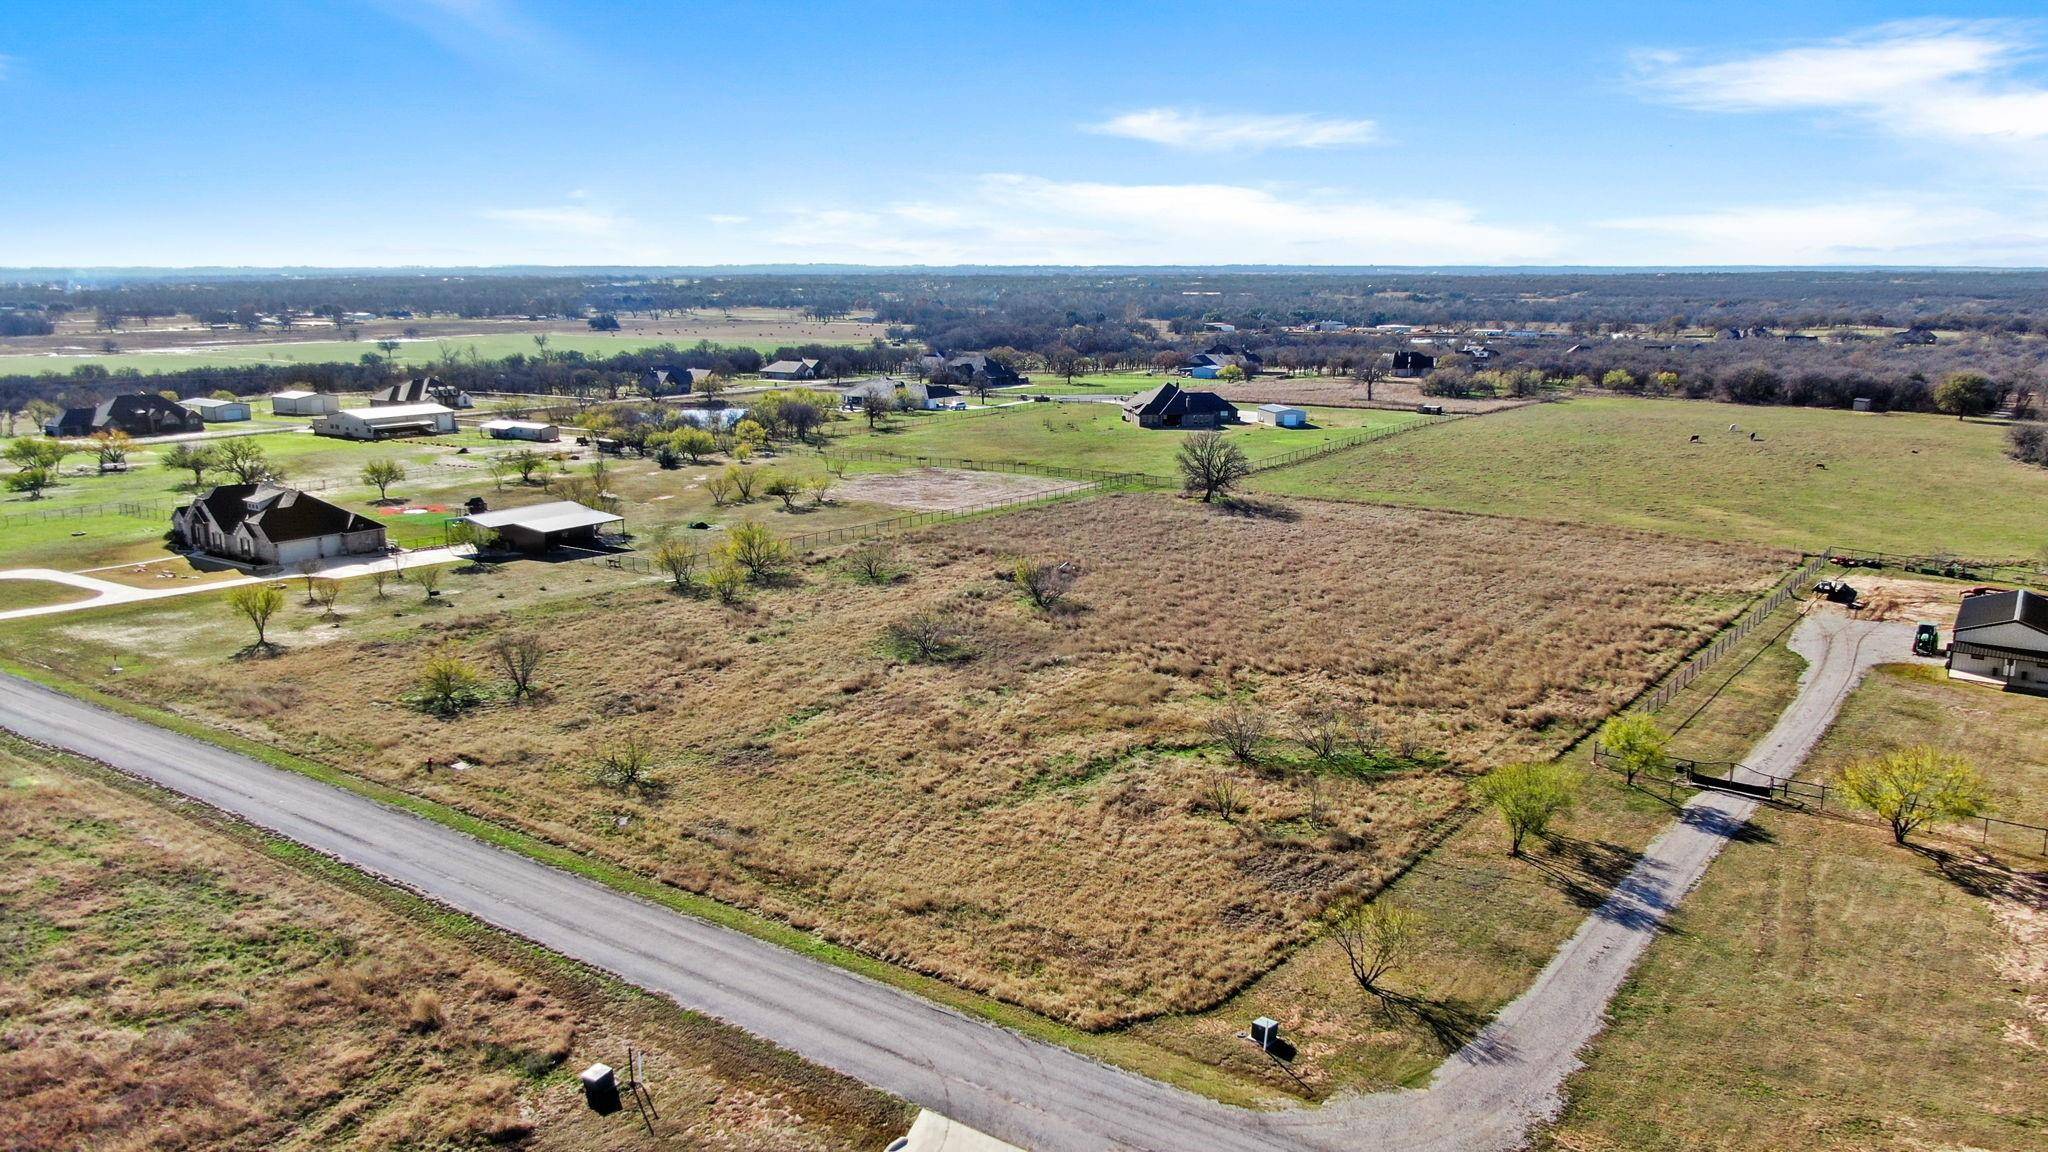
[1627,552,1831,715]
[1592,746,2048,858]
[800,445,1140,485]
[0,499,178,529]
[1242,414,1459,475]
[1819,546,2047,589]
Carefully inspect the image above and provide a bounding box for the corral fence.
[1592,745,2048,859]
[1626,551,1832,715]
[577,479,1101,577]
[1820,546,2046,589]
[0,499,178,529]
[1242,414,1459,475]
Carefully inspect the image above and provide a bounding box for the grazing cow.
[1689,434,1701,443]
[1729,423,1740,432]
[1749,432,1759,441]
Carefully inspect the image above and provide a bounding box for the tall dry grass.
[122,494,1781,1026]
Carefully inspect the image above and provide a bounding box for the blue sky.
[5,1,2048,267]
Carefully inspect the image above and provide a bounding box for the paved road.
[0,607,1902,1151]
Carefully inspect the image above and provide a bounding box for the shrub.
[1206,704,1269,766]
[1011,557,1075,609]
[717,521,791,583]
[883,611,970,663]
[411,648,486,716]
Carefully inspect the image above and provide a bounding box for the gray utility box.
[581,1063,622,1114]
[1251,1017,1282,1052]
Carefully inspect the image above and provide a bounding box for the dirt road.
[0,608,1903,1150]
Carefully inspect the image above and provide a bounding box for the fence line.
[1242,413,1458,475]
[1820,545,2046,589]
[1591,745,2048,858]
[1627,552,1831,716]
[799,445,1140,486]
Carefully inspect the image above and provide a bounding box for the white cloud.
[705,214,750,226]
[480,205,625,237]
[1637,20,2048,146]
[1087,107,1380,151]
[1599,197,2048,265]
[757,174,1556,264]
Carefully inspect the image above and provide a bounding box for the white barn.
[180,397,251,423]
[1254,404,1307,428]
[480,419,560,442]
[270,390,340,416]
[313,403,457,441]
[1948,589,2048,692]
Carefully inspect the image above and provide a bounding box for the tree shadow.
[1216,496,1301,522]
[1524,833,1645,911]
[1372,990,1495,1057]
[1678,802,1776,846]
[230,641,283,661]
[1914,843,2048,905]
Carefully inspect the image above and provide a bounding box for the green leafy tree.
[716,521,791,583]
[1474,761,1580,855]
[4,438,69,498]
[160,442,218,488]
[227,584,286,647]
[413,647,484,716]
[214,437,278,484]
[1934,372,1997,419]
[361,458,407,502]
[1836,746,1991,844]
[1329,901,1423,994]
[652,537,699,592]
[1599,713,1671,785]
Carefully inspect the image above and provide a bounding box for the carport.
[454,500,624,553]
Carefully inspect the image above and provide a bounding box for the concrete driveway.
[0,547,471,621]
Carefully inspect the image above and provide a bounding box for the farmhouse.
[682,367,718,390]
[1122,382,1239,430]
[1186,343,1261,375]
[1948,589,2048,692]
[641,367,688,395]
[1392,351,1437,377]
[45,393,205,438]
[269,390,339,416]
[1894,326,1939,346]
[455,500,624,553]
[179,397,251,423]
[840,377,961,411]
[761,358,823,381]
[918,352,1024,390]
[171,483,386,568]
[373,376,473,408]
[1254,403,1308,428]
[313,403,457,441]
[479,418,560,442]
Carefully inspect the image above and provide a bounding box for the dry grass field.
[0,494,1782,1029]
[0,742,911,1152]
[1211,376,1528,414]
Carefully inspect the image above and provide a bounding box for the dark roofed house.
[373,375,473,409]
[761,358,823,381]
[1894,326,1938,346]
[1121,382,1239,430]
[1186,343,1263,374]
[171,483,387,569]
[840,377,961,411]
[920,352,1025,389]
[642,367,683,395]
[1391,351,1436,378]
[1948,588,2048,692]
[45,393,206,439]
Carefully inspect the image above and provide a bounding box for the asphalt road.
[0,608,1903,1152]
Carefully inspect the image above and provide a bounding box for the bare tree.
[309,577,342,619]
[490,633,546,702]
[1329,901,1421,995]
[1012,557,1076,610]
[1207,704,1269,766]
[1176,431,1252,503]
[843,541,896,584]
[885,611,965,663]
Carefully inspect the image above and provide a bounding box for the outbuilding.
[1948,588,2048,692]
[180,397,251,423]
[1254,403,1308,428]
[479,418,561,442]
[453,500,625,553]
[270,390,340,416]
[313,403,457,441]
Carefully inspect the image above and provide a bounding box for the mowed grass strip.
[827,400,1426,477]
[0,492,1782,1031]
[0,579,94,612]
[1254,395,2048,557]
[0,740,911,1152]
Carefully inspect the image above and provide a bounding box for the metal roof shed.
[457,500,624,553]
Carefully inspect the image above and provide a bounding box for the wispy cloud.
[1599,196,2048,264]
[705,214,750,226]
[758,174,1553,264]
[1636,20,2048,146]
[371,0,592,79]
[480,204,626,237]
[1086,107,1380,151]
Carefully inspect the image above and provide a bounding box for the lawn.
[0,493,1781,1030]
[0,741,911,1151]
[0,579,93,612]
[1255,396,2048,557]
[826,400,1427,477]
